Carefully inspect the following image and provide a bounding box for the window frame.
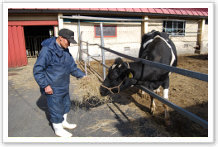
[163,20,186,36]
[94,25,117,38]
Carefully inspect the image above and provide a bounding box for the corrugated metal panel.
[161,8,171,14]
[202,11,208,16]
[116,8,126,12]
[168,9,177,15]
[8,25,27,68]
[148,8,156,13]
[180,9,189,15]
[9,8,208,17]
[195,10,204,16]
[125,8,134,12]
[99,8,109,11]
[155,8,163,14]
[173,9,182,15]
[133,8,142,12]
[186,9,194,15]
[140,8,150,13]
[109,8,118,11]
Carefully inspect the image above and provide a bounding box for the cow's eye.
[109,72,118,80]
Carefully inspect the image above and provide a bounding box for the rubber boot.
[62,114,77,129]
[52,123,72,137]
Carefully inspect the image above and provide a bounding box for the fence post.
[86,42,90,66]
[78,18,83,61]
[100,22,106,80]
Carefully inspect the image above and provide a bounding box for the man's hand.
[45,85,53,95]
[82,76,90,80]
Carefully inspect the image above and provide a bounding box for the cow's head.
[100,58,137,96]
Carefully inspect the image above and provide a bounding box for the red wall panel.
[8,25,27,68]
[8,26,12,67]
[19,27,28,66]
[8,20,58,68]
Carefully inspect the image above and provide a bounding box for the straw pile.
[72,74,111,107]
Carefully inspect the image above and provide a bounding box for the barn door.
[8,26,27,68]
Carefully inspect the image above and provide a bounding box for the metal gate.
[25,35,48,57]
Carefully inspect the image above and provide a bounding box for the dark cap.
[58,28,77,44]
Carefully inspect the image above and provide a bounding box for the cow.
[99,30,177,125]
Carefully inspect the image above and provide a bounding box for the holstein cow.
[100,30,177,125]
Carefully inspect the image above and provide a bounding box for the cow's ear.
[114,57,123,65]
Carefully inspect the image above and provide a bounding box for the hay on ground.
[72,74,111,107]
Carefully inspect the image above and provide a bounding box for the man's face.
[60,36,70,49]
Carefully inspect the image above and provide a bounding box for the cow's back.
[139,31,177,67]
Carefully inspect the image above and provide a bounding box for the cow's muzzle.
[100,80,125,95]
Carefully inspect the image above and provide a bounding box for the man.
[33,28,86,137]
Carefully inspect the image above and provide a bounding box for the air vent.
[184,44,189,48]
[124,47,130,51]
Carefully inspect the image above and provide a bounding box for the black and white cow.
[100,30,177,125]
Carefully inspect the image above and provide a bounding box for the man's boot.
[52,123,72,137]
[62,114,77,129]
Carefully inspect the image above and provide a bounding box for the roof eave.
[8,9,208,19]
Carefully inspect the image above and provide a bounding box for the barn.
[8,8,208,68]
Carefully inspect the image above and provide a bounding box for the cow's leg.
[141,90,145,98]
[150,87,160,114]
[138,89,146,99]
[162,77,171,126]
[163,89,171,125]
[154,87,161,95]
[150,95,156,115]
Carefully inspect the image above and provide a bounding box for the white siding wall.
[64,22,141,60]
[148,20,208,55]
[59,19,208,60]
[172,20,198,54]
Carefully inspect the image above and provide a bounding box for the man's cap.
[58,28,77,44]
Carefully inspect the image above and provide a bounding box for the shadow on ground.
[186,54,208,60]
[70,85,208,137]
[36,94,52,127]
[35,85,208,137]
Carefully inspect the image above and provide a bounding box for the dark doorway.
[24,26,54,57]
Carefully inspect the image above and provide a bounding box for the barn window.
[163,20,186,36]
[94,25,117,38]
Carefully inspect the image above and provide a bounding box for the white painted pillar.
[200,19,206,53]
[141,16,149,37]
[58,13,63,30]
[54,26,59,37]
[197,19,206,53]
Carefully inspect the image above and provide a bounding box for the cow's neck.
[129,62,144,80]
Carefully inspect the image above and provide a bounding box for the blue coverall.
[33,37,85,123]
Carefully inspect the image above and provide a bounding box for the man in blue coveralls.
[33,28,86,137]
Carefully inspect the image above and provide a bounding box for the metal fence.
[80,40,208,129]
[66,15,208,129]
